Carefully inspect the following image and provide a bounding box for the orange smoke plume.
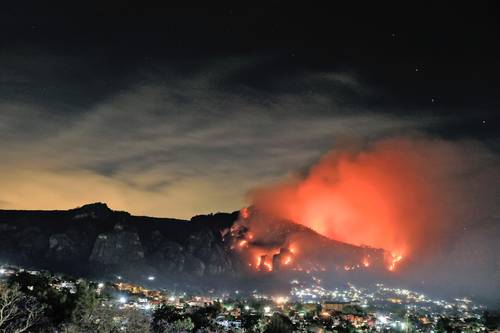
[247,137,500,264]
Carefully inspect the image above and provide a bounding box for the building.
[322,301,358,312]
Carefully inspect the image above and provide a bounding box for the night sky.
[1,3,499,217]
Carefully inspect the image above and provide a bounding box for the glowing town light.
[274,296,288,304]
[97,282,104,288]
[244,305,250,311]
[147,276,155,281]
[168,296,175,302]
[377,315,388,324]
[118,296,127,304]
[264,306,271,314]
[0,268,5,275]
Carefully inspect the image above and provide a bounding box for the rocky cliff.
[0,203,241,283]
[0,203,386,288]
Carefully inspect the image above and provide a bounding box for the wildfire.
[284,256,292,265]
[362,257,370,268]
[238,239,248,247]
[387,253,403,271]
[240,207,250,219]
[246,137,479,266]
[255,255,273,271]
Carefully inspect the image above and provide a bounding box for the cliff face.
[0,203,241,282]
[89,224,145,265]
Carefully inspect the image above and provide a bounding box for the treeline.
[0,271,292,332]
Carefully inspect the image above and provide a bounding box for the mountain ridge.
[0,203,386,290]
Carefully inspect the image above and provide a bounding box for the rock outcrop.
[0,203,241,282]
[90,224,145,265]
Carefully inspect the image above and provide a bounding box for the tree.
[241,312,262,332]
[151,304,182,332]
[436,317,453,333]
[342,304,366,316]
[264,313,293,333]
[9,271,75,324]
[121,308,150,333]
[0,283,44,333]
[70,281,99,325]
[189,303,222,330]
[163,317,194,333]
[485,311,500,330]
[61,304,150,333]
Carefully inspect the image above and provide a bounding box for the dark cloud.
[0,58,437,217]
[1,3,499,216]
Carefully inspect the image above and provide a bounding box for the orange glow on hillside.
[387,252,403,271]
[247,138,465,264]
[362,257,370,267]
[240,207,250,219]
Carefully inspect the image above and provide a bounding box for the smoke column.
[248,137,500,264]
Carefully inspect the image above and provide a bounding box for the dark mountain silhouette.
[0,203,385,290]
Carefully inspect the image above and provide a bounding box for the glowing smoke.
[246,136,500,266]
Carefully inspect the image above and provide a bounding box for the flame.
[239,239,248,247]
[240,207,250,219]
[247,138,468,263]
[362,257,370,267]
[284,256,292,265]
[387,252,403,271]
[255,254,273,271]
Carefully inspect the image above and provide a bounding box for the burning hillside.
[231,136,500,277]
[224,207,386,274]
